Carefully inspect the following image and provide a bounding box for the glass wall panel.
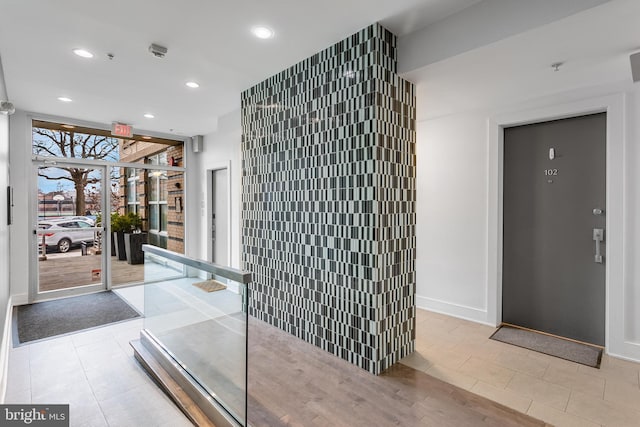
[32,119,185,295]
[149,174,159,201]
[36,164,105,295]
[142,247,249,425]
[160,204,168,231]
[149,206,159,231]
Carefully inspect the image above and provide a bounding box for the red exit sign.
[111,122,133,138]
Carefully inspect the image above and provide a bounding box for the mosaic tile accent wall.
[241,24,416,374]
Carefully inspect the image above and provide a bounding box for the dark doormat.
[490,325,603,368]
[14,291,140,345]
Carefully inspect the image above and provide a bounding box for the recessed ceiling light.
[185,81,200,88]
[251,26,274,39]
[142,136,152,140]
[73,48,94,58]
[144,113,155,119]
[61,124,75,129]
[58,97,72,102]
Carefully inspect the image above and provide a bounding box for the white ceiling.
[404,0,640,121]
[0,0,480,137]
[3,0,636,137]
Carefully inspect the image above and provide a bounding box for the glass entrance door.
[35,162,108,299]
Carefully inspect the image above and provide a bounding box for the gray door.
[502,113,606,346]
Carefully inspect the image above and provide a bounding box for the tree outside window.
[33,125,119,215]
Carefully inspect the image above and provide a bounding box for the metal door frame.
[23,112,189,304]
[206,161,232,266]
[31,159,110,302]
[487,94,626,355]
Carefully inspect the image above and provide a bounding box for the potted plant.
[123,212,147,264]
[111,212,128,260]
[94,213,112,255]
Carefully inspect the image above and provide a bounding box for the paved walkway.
[38,250,144,291]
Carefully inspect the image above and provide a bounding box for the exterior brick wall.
[118,140,184,253]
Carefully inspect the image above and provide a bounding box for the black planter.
[124,232,148,265]
[110,233,117,256]
[113,231,127,261]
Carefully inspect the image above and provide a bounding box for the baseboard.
[416,295,496,327]
[607,340,640,364]
[0,296,13,403]
[11,294,27,306]
[416,298,640,363]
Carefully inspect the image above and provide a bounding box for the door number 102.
[544,169,558,176]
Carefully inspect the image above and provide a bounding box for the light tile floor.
[401,309,640,427]
[5,305,640,427]
[4,318,192,427]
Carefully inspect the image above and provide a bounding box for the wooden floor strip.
[247,318,550,427]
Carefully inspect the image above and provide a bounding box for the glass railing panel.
[143,252,185,283]
[142,246,249,425]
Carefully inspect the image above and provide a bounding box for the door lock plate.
[593,228,604,263]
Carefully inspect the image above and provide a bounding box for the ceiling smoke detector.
[148,43,168,58]
[0,101,15,115]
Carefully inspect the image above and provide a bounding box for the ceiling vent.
[148,43,168,58]
[631,51,640,83]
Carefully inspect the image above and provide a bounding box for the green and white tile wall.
[241,24,416,374]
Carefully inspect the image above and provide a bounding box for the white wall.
[186,109,243,270]
[625,87,640,344]
[0,121,8,294]
[0,55,12,400]
[398,0,610,73]
[8,111,33,304]
[408,0,640,362]
[415,113,488,319]
[415,84,640,360]
[0,109,11,401]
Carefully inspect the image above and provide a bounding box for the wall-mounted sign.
[111,122,133,138]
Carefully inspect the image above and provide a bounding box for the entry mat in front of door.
[490,325,603,368]
[13,290,140,345]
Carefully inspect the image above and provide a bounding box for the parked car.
[37,215,96,226]
[66,216,96,226]
[38,220,97,253]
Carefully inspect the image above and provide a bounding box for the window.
[58,221,78,228]
[32,119,185,257]
[126,168,140,214]
[148,159,168,249]
[32,121,119,162]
